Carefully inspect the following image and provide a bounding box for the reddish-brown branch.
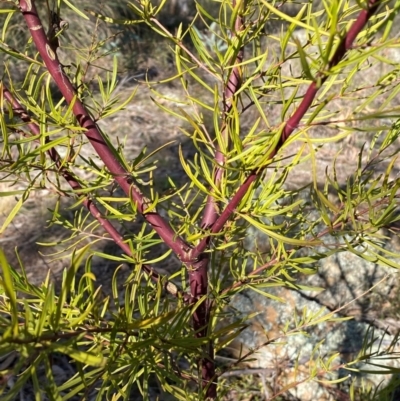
[187,254,214,395]
[2,84,181,297]
[193,3,246,397]
[18,0,191,261]
[278,0,381,149]
[193,0,382,257]
[201,1,245,231]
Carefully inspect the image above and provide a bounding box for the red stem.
[2,84,181,296]
[193,3,246,397]
[201,3,245,230]
[193,0,382,257]
[18,0,192,261]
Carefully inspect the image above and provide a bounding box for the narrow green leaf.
[52,343,105,367]
[293,37,314,81]
[261,0,329,36]
[0,196,24,235]
[64,0,89,19]
[0,249,17,334]
[241,214,322,246]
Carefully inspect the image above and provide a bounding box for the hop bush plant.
[1,0,400,400]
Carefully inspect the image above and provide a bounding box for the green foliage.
[0,0,400,399]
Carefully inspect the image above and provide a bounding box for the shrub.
[1,0,400,400]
